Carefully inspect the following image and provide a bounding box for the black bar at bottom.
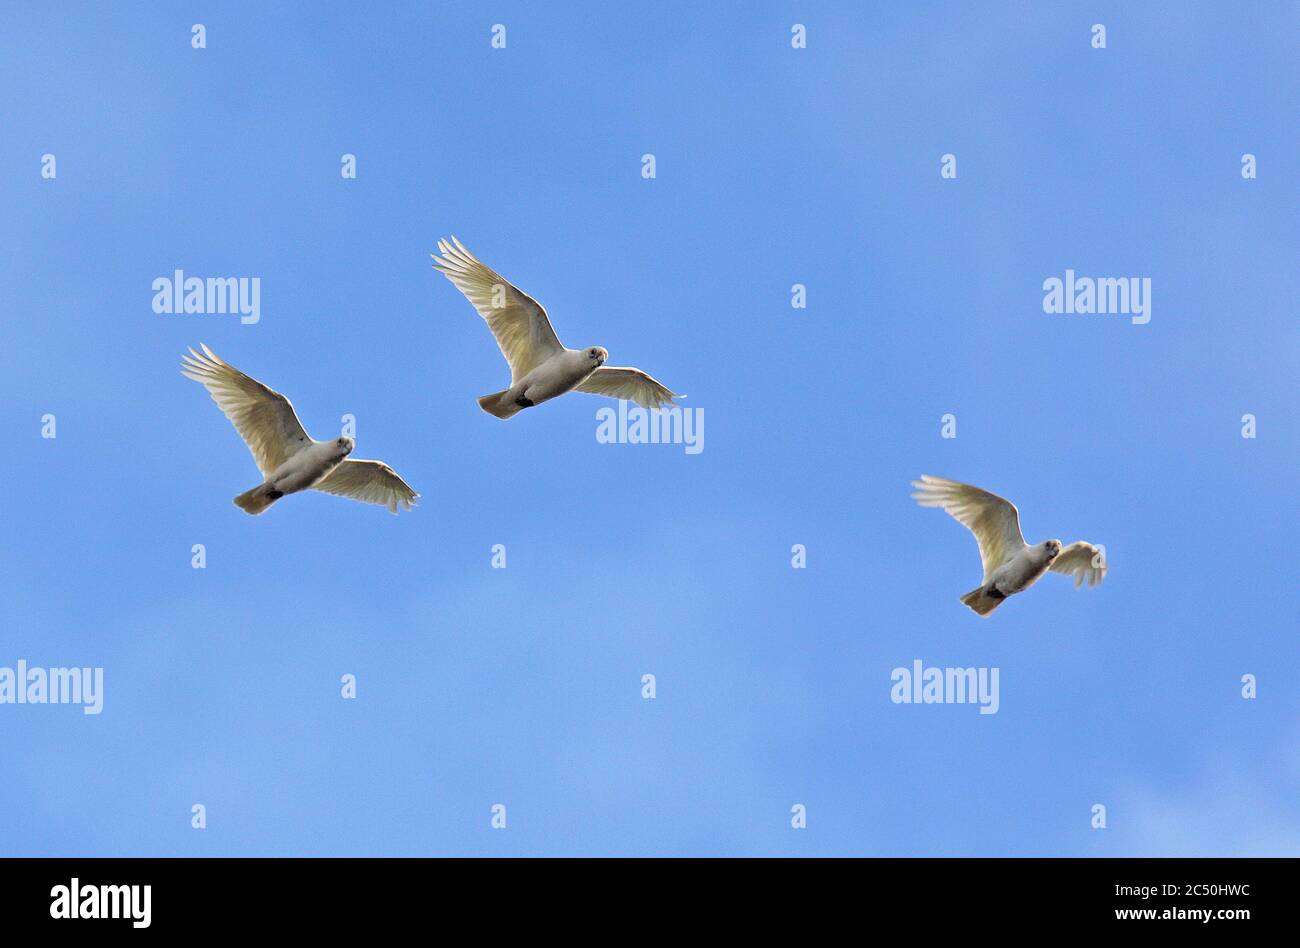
[0,856,1283,933]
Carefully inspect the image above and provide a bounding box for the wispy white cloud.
[1111,737,1300,856]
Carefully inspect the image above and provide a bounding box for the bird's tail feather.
[478,389,522,420]
[233,484,280,515]
[960,584,1004,617]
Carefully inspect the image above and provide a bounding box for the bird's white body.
[266,439,352,495]
[509,349,602,408]
[986,543,1057,597]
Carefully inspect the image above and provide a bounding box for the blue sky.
[1,2,1296,856]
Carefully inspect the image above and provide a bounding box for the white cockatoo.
[911,474,1106,616]
[432,236,680,419]
[182,345,418,515]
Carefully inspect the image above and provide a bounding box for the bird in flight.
[432,236,681,419]
[181,345,418,515]
[911,474,1106,616]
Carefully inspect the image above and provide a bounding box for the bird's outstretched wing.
[574,366,680,410]
[313,459,418,514]
[1050,541,1107,588]
[911,475,1026,583]
[432,236,563,383]
[181,344,311,476]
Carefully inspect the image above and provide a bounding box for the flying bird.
[432,236,680,419]
[911,474,1106,616]
[181,344,418,515]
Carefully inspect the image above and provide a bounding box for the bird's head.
[1043,539,1062,560]
[586,346,608,367]
[335,436,355,458]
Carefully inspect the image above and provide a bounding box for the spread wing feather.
[181,344,311,476]
[432,236,563,383]
[313,459,418,514]
[911,474,1027,583]
[574,366,680,410]
[1050,541,1108,588]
